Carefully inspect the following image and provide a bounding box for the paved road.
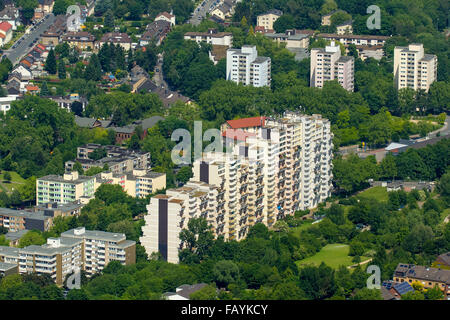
[188,0,221,25]
[153,54,166,87]
[428,115,450,138]
[3,13,56,65]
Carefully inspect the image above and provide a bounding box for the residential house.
[155,11,175,26]
[0,21,12,46]
[41,15,66,46]
[211,1,233,20]
[98,32,132,51]
[0,4,21,30]
[61,31,96,50]
[316,33,389,47]
[34,0,54,20]
[140,20,171,46]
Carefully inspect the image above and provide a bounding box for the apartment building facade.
[96,169,166,198]
[1,228,135,284]
[141,112,333,263]
[184,29,233,47]
[257,9,283,30]
[61,227,136,276]
[18,237,83,285]
[36,171,96,205]
[310,41,354,91]
[393,43,438,92]
[226,45,271,87]
[393,263,450,298]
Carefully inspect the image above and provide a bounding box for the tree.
[179,218,214,264]
[73,162,84,175]
[425,285,444,300]
[84,54,102,81]
[3,171,11,183]
[213,260,240,289]
[40,81,50,96]
[189,284,217,300]
[350,288,382,300]
[18,231,46,248]
[299,263,337,299]
[402,291,425,300]
[45,49,57,74]
[273,14,295,33]
[58,59,66,79]
[176,166,193,184]
[104,9,115,29]
[70,101,83,116]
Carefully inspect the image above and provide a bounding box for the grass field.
[290,220,314,237]
[296,244,370,269]
[357,186,389,202]
[0,171,25,193]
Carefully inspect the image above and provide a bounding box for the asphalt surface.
[188,0,221,25]
[427,115,450,138]
[3,13,56,65]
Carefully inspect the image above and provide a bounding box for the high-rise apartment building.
[310,41,354,91]
[226,45,271,87]
[141,112,333,263]
[393,43,437,92]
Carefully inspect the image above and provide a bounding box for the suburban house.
[211,0,235,20]
[33,0,54,20]
[184,28,233,47]
[0,21,13,46]
[0,4,21,30]
[140,20,171,46]
[155,11,175,26]
[257,9,283,31]
[98,32,132,51]
[61,31,96,50]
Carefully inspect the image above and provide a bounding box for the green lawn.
[357,186,389,202]
[290,220,314,237]
[0,171,25,193]
[296,244,370,269]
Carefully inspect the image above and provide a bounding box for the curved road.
[3,14,56,65]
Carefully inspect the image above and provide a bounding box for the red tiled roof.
[226,116,266,129]
[0,33,4,38]
[0,21,12,32]
[222,129,256,141]
[26,85,39,91]
[157,11,174,19]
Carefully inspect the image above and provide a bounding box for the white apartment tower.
[310,41,354,91]
[393,43,437,92]
[226,45,271,87]
[140,112,333,264]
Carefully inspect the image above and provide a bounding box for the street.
[3,13,56,65]
[188,0,221,26]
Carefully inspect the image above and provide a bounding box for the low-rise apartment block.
[61,227,136,276]
[393,43,438,92]
[310,41,354,91]
[184,28,233,47]
[1,228,135,285]
[36,171,96,205]
[264,29,309,49]
[226,45,271,87]
[65,144,151,174]
[96,169,166,198]
[61,31,95,50]
[257,9,283,30]
[141,112,333,263]
[393,263,450,298]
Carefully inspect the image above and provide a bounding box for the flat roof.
[61,228,128,242]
